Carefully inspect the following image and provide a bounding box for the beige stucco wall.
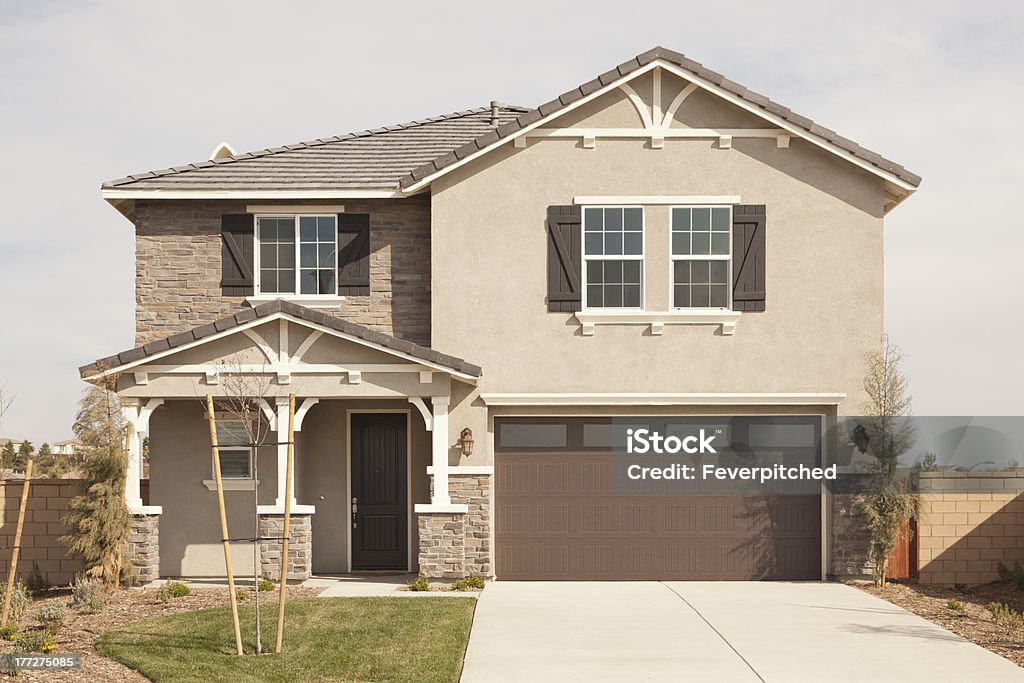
[432,73,886,457]
[149,398,431,577]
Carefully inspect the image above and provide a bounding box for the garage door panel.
[495,444,821,581]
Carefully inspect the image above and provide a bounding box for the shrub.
[157,580,191,602]
[24,563,49,595]
[235,587,248,602]
[0,624,18,641]
[70,576,105,614]
[986,602,1024,633]
[946,598,965,612]
[452,576,486,591]
[15,629,55,653]
[408,577,431,592]
[0,581,32,622]
[257,579,275,592]
[996,562,1024,589]
[35,603,66,634]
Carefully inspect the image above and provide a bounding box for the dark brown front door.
[351,413,407,570]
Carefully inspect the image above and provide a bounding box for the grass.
[97,597,476,683]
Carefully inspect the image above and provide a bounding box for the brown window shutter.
[221,214,254,296]
[337,213,370,296]
[546,205,583,312]
[731,205,766,311]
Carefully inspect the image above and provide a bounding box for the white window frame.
[581,205,646,311]
[669,205,733,311]
[253,214,340,299]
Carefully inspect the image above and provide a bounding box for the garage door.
[494,417,822,581]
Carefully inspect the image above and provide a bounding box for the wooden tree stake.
[1,458,33,627]
[275,394,295,653]
[207,395,244,656]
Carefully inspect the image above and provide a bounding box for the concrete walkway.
[460,582,1024,682]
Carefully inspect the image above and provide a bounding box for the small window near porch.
[215,420,253,479]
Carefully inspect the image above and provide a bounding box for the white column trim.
[293,398,319,431]
[408,397,433,431]
[430,397,451,505]
[122,398,164,514]
[274,396,293,509]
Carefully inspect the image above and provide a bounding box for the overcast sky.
[1,1,1022,444]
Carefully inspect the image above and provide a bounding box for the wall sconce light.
[458,428,474,457]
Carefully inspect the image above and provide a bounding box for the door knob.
[351,497,358,528]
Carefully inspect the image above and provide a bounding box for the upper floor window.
[671,207,731,309]
[256,215,338,296]
[583,207,644,309]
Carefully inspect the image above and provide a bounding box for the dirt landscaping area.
[0,585,321,681]
[858,581,1024,667]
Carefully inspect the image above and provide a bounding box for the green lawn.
[97,597,477,683]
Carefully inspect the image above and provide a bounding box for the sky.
[1,0,1022,444]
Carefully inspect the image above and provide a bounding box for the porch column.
[431,397,451,505]
[274,397,293,509]
[121,398,163,513]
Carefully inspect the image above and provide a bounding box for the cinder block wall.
[0,479,84,586]
[919,471,1024,586]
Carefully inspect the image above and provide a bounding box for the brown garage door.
[494,418,822,581]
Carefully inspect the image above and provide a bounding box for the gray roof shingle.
[79,299,483,379]
[103,105,530,192]
[399,46,922,190]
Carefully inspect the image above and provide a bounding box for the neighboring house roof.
[101,105,529,194]
[79,299,483,380]
[52,439,82,447]
[0,439,24,447]
[400,46,921,200]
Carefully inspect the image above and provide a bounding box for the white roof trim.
[480,392,847,406]
[83,311,479,382]
[209,142,237,161]
[101,189,405,200]
[403,58,917,195]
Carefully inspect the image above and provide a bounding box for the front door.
[351,413,408,570]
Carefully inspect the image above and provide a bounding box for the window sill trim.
[203,479,258,491]
[245,295,345,309]
[574,310,741,336]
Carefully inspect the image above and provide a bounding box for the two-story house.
[82,47,920,583]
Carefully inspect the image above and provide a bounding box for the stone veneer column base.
[258,514,312,582]
[418,473,491,580]
[125,514,160,584]
[830,493,874,580]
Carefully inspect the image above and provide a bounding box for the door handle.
[351,497,358,528]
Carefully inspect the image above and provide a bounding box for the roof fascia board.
[101,189,407,200]
[402,61,662,192]
[404,58,917,195]
[84,311,478,381]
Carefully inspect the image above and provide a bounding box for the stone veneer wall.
[829,493,873,580]
[133,197,431,346]
[257,514,312,582]
[125,514,160,584]
[418,473,491,580]
[919,471,1024,586]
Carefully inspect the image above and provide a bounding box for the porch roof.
[79,299,483,380]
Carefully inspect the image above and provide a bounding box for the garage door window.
[497,423,568,449]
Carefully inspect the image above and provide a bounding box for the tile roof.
[79,299,483,379]
[400,46,922,190]
[102,105,530,192]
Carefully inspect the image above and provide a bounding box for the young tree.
[0,442,14,470]
[60,380,133,587]
[14,440,34,473]
[860,336,920,588]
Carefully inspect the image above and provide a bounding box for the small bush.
[946,598,965,612]
[0,624,18,641]
[452,576,486,591]
[24,563,49,595]
[35,602,67,635]
[235,587,248,602]
[996,562,1024,590]
[257,579,275,592]
[0,581,32,622]
[14,629,55,653]
[157,580,191,602]
[70,576,105,614]
[986,602,1024,632]
[408,577,431,592]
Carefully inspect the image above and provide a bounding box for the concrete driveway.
[460,582,1024,682]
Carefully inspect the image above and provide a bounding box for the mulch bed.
[857,581,1024,667]
[0,584,321,682]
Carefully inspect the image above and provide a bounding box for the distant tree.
[14,440,34,473]
[35,443,66,479]
[37,442,53,466]
[860,336,919,589]
[1008,457,1021,472]
[60,380,133,587]
[1,442,14,470]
